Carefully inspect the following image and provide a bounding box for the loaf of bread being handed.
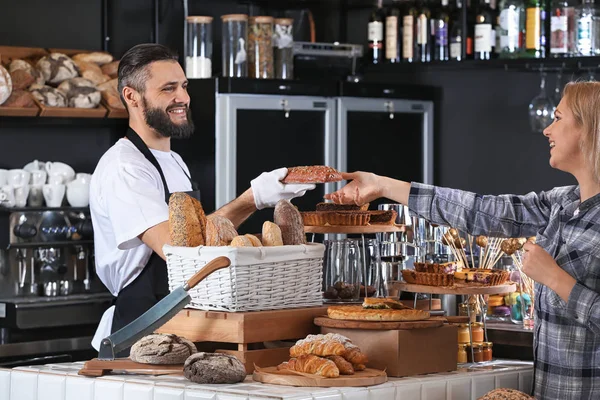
[250,167,316,210]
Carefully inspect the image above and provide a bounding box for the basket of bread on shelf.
[164,166,355,313]
[0,45,125,118]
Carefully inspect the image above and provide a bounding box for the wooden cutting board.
[313,316,444,330]
[253,366,387,387]
[78,358,183,377]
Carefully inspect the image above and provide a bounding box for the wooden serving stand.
[392,282,517,295]
[253,366,387,387]
[155,306,328,374]
[304,224,405,234]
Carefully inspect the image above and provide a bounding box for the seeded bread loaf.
[169,192,205,247]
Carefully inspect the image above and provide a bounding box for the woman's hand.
[522,241,576,302]
[324,171,384,205]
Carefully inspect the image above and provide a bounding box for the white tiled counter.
[0,360,533,400]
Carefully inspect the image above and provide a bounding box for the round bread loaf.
[478,388,533,400]
[29,84,67,107]
[9,59,45,85]
[0,65,13,105]
[57,78,101,108]
[183,352,246,384]
[36,53,79,84]
[130,333,197,365]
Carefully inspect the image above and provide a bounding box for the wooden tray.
[103,100,128,118]
[304,224,405,234]
[392,282,517,295]
[78,358,183,377]
[0,45,48,65]
[314,316,443,330]
[33,97,107,118]
[0,105,39,117]
[253,366,387,387]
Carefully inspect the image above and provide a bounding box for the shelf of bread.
[392,281,517,295]
[0,45,123,119]
[304,224,405,234]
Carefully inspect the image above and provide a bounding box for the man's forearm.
[381,177,411,205]
[212,189,257,228]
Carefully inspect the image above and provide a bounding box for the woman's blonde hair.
[562,81,600,182]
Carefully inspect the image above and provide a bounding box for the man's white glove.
[251,167,316,210]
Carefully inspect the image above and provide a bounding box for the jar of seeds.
[273,18,294,79]
[248,16,274,79]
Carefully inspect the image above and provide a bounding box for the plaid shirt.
[408,182,600,400]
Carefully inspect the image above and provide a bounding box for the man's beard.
[142,97,195,139]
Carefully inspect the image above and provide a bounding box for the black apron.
[110,128,200,356]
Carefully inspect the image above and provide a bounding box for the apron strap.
[125,128,171,204]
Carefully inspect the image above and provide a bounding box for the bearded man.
[89,44,314,355]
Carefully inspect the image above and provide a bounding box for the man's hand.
[250,167,316,210]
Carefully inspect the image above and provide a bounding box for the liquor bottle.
[386,0,402,62]
[416,0,432,62]
[450,0,465,60]
[368,0,386,63]
[475,0,494,59]
[403,0,419,62]
[467,0,476,58]
[498,0,525,57]
[525,0,544,58]
[550,0,576,56]
[433,0,452,60]
[575,0,599,56]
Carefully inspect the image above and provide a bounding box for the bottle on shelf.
[524,0,546,58]
[416,0,432,61]
[550,0,576,56]
[450,0,465,60]
[368,0,386,64]
[386,0,403,63]
[467,0,477,58]
[403,0,419,62]
[433,0,452,60]
[575,0,600,56]
[475,0,495,59]
[498,0,526,58]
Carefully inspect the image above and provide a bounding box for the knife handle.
[184,256,231,290]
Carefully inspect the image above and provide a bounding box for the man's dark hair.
[117,43,179,108]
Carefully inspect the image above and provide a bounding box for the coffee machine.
[0,207,111,367]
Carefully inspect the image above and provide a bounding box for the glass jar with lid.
[456,323,471,343]
[457,343,468,363]
[273,18,294,79]
[471,322,485,342]
[185,16,213,78]
[248,16,274,79]
[482,342,493,361]
[221,14,248,77]
[459,302,477,323]
[467,343,484,362]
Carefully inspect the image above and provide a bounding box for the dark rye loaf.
[183,352,246,384]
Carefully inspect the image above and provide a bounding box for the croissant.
[353,363,366,371]
[277,354,340,378]
[342,345,368,365]
[326,355,354,375]
[289,334,346,358]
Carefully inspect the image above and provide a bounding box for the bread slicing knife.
[98,256,231,360]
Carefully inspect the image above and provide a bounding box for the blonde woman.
[326,81,600,400]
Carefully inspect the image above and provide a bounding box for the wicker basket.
[163,243,325,312]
